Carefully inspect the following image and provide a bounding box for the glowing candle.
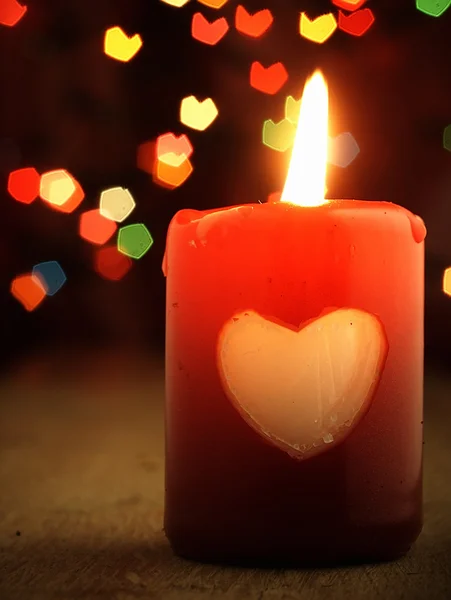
[163,71,426,564]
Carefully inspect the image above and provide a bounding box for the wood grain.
[0,352,450,600]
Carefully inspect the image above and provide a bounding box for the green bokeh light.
[262,118,296,152]
[416,0,451,17]
[117,223,153,259]
[443,125,451,151]
[285,96,301,124]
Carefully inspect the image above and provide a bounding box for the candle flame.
[281,70,329,207]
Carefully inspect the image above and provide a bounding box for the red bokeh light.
[8,167,40,204]
[79,209,118,245]
[94,246,132,281]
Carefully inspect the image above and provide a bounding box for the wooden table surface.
[0,351,450,600]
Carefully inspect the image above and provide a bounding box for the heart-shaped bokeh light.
[299,12,337,44]
[191,13,229,45]
[235,5,273,38]
[250,61,288,95]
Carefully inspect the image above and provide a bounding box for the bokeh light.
[191,13,229,45]
[137,140,155,174]
[180,96,218,130]
[299,12,337,44]
[160,0,190,6]
[40,169,85,213]
[117,223,154,259]
[32,261,67,297]
[197,0,228,8]
[285,96,301,124]
[328,132,360,168]
[0,0,27,27]
[235,6,273,38]
[104,26,143,62]
[99,187,136,223]
[333,0,367,10]
[79,209,118,245]
[262,119,296,152]
[443,124,451,151]
[7,167,40,204]
[157,132,193,167]
[444,267,451,296]
[250,61,288,95]
[95,246,132,281]
[154,157,193,188]
[10,273,46,312]
[416,0,451,18]
[338,8,375,36]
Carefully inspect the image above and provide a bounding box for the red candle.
[164,72,426,564]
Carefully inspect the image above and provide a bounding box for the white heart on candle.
[217,308,387,460]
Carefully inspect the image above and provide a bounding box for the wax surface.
[164,200,425,564]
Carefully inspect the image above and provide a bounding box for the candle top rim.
[168,200,426,246]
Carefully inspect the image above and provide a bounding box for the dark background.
[1,0,451,370]
[1,4,451,597]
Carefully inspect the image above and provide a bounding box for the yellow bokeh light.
[104,26,143,62]
[40,169,80,207]
[159,152,187,168]
[285,95,302,124]
[281,71,329,207]
[197,0,228,8]
[299,12,337,44]
[443,267,451,297]
[180,96,218,131]
[99,187,136,223]
[161,0,191,6]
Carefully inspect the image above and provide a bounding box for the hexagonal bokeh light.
[117,223,154,259]
[79,209,118,245]
[8,167,40,204]
[32,261,67,296]
[443,267,451,296]
[154,157,193,188]
[40,169,85,213]
[10,273,46,311]
[99,187,136,223]
[94,245,133,281]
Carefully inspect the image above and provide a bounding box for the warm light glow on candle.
[281,70,329,207]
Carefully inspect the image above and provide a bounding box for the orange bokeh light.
[250,61,288,95]
[11,274,46,311]
[40,169,85,213]
[79,209,118,245]
[235,5,273,38]
[443,267,451,297]
[192,12,229,45]
[157,132,193,167]
[197,0,228,8]
[94,246,132,281]
[154,157,193,189]
[7,167,40,204]
[0,0,27,27]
